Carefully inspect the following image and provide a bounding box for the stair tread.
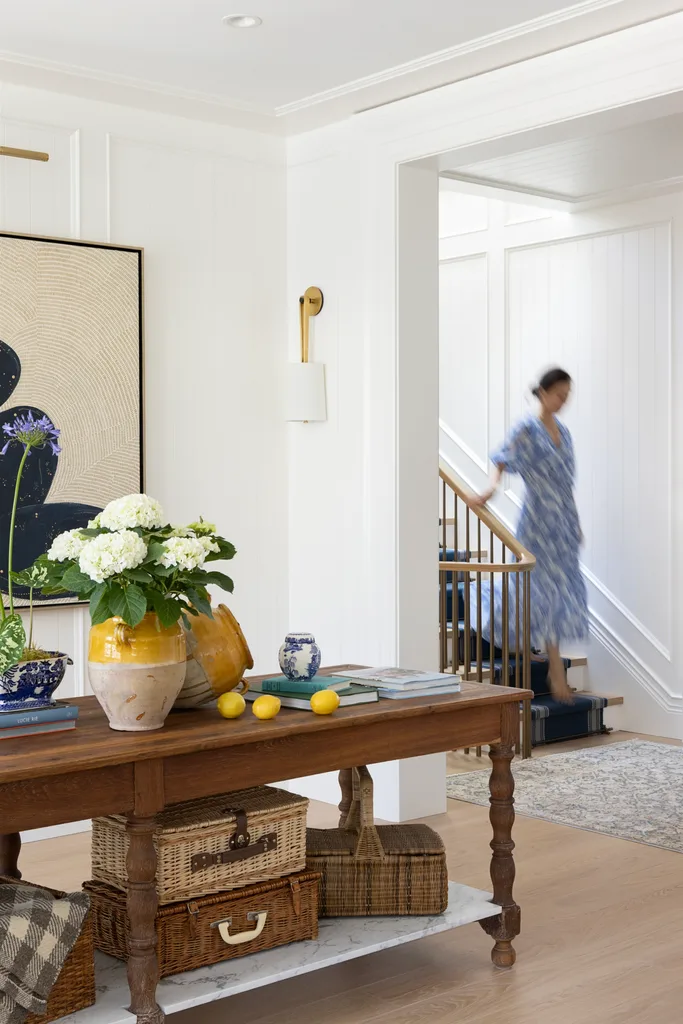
[575,691,623,706]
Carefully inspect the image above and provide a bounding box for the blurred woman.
[474,368,587,701]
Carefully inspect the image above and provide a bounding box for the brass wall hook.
[299,286,324,363]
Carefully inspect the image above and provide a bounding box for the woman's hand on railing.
[471,488,495,508]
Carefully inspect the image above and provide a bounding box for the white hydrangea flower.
[198,536,220,556]
[47,529,88,562]
[170,525,193,538]
[98,493,164,531]
[79,531,147,583]
[87,514,101,529]
[157,537,207,571]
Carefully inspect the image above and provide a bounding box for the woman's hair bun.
[532,367,571,397]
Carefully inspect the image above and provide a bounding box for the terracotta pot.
[88,614,186,732]
[176,604,254,708]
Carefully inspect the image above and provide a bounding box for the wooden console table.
[0,669,531,1024]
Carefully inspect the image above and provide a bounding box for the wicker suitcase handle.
[212,911,267,945]
[342,766,386,861]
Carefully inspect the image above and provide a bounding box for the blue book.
[259,675,353,695]
[0,703,79,729]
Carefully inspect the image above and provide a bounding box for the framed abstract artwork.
[0,231,143,606]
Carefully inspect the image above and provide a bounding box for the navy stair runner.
[441,551,608,746]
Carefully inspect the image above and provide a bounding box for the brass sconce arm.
[0,147,49,162]
[299,286,324,362]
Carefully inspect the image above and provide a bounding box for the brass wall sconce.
[286,286,327,422]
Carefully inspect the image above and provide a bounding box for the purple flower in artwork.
[0,412,61,457]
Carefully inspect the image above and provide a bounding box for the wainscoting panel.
[439,255,489,471]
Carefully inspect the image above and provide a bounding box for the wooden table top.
[0,667,531,784]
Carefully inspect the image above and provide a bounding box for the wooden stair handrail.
[439,459,535,571]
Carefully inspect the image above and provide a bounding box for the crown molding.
[274,0,628,116]
[0,0,652,135]
[0,48,269,116]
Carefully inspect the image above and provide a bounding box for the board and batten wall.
[0,81,288,838]
[439,185,682,737]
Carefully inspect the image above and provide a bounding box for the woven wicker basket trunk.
[0,876,96,1024]
[84,872,320,977]
[306,767,448,917]
[91,786,308,904]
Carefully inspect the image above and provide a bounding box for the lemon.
[251,694,281,720]
[217,691,246,719]
[310,689,341,715]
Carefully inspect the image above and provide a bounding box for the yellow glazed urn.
[88,613,187,732]
[176,604,254,708]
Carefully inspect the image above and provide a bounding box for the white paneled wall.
[0,85,288,839]
[439,256,488,472]
[439,187,681,734]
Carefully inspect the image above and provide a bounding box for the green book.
[246,682,378,709]
[260,675,353,695]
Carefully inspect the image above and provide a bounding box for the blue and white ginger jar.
[278,633,321,681]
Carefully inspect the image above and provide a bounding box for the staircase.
[439,461,623,757]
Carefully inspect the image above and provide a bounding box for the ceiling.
[439,95,683,206]
[0,0,681,134]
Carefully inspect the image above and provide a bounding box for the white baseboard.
[22,821,91,844]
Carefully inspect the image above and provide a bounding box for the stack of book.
[0,702,79,740]
[245,675,378,710]
[342,668,461,700]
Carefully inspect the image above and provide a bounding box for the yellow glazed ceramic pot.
[176,604,254,708]
[88,613,187,732]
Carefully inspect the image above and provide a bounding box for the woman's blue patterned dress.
[474,416,588,649]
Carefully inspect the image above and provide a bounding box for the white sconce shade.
[286,361,327,422]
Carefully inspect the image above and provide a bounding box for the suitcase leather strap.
[190,807,278,872]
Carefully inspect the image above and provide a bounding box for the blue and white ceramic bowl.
[0,653,72,712]
[278,633,321,681]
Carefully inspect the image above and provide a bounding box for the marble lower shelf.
[62,882,500,1023]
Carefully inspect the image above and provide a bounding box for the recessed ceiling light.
[222,14,262,28]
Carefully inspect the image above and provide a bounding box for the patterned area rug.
[446,740,683,853]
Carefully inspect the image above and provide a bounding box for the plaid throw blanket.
[0,883,90,1024]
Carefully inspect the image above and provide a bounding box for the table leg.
[480,702,521,969]
[126,816,164,1023]
[338,768,354,827]
[0,833,21,879]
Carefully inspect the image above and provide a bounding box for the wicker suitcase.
[0,876,95,1024]
[91,786,308,904]
[306,766,448,917]
[84,872,321,977]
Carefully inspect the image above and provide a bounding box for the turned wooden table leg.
[338,768,354,826]
[0,833,21,879]
[480,701,521,969]
[126,760,165,1024]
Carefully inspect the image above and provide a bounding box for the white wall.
[0,83,289,838]
[439,186,682,737]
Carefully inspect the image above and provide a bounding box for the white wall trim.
[504,216,674,253]
[69,127,81,238]
[277,0,629,116]
[439,419,489,476]
[583,566,671,661]
[589,610,682,711]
